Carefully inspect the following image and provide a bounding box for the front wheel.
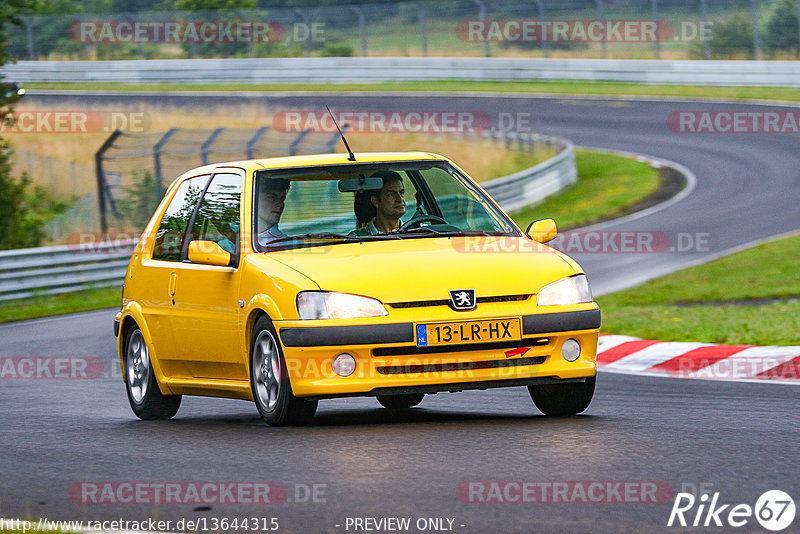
[250,316,317,426]
[124,325,181,420]
[528,376,595,416]
[377,393,425,409]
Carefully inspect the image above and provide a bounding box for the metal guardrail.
[0,134,575,302]
[0,241,133,302]
[6,58,800,87]
[483,134,576,213]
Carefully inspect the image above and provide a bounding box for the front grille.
[372,337,550,357]
[389,294,531,309]
[376,356,547,375]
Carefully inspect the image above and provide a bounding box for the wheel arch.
[117,303,173,394]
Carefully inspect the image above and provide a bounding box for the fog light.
[561,339,581,362]
[332,353,356,377]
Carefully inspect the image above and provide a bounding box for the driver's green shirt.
[349,220,381,237]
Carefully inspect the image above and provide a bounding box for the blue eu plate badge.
[416,324,428,347]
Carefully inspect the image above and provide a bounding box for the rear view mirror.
[526,219,557,243]
[187,240,233,267]
[338,176,383,192]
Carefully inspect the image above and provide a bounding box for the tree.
[0,0,67,250]
[765,0,800,55]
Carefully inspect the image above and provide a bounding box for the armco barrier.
[0,241,133,302]
[0,134,575,302]
[6,58,800,87]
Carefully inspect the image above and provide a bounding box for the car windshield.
[252,161,519,251]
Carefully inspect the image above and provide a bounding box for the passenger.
[350,171,406,236]
[257,178,290,246]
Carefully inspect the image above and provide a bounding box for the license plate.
[416,318,521,347]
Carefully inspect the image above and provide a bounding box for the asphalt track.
[2,93,799,533]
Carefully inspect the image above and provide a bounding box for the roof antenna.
[326,105,355,161]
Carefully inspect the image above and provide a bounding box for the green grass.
[597,234,800,345]
[509,148,660,230]
[0,286,121,324]
[26,80,800,103]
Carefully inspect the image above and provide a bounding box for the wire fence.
[96,127,344,233]
[7,0,800,62]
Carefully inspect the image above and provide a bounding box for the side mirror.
[526,219,557,243]
[187,240,233,267]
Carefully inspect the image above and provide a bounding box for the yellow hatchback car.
[115,152,600,426]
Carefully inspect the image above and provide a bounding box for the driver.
[350,171,406,236]
[257,178,290,246]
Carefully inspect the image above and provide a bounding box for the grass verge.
[509,149,661,230]
[597,233,800,345]
[0,286,121,324]
[26,80,800,103]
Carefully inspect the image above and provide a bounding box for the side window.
[152,175,210,261]
[186,173,242,257]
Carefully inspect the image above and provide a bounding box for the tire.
[377,393,425,409]
[124,325,181,420]
[250,315,317,426]
[528,375,596,416]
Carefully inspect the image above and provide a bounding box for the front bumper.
[277,309,600,398]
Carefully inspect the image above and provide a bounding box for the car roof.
[178,152,447,178]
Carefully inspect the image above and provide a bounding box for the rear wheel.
[528,376,595,416]
[124,325,181,420]
[377,393,425,409]
[250,315,317,426]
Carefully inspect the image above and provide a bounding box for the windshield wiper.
[398,228,507,237]
[264,232,353,245]
[398,226,450,236]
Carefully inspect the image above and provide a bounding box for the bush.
[0,144,68,250]
[765,0,799,55]
[118,171,163,230]
[690,12,754,59]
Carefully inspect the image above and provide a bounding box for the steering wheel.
[398,214,447,231]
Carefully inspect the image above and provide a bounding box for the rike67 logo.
[668,490,795,531]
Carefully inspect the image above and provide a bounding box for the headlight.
[537,275,593,306]
[297,291,388,320]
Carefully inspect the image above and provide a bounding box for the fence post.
[326,124,348,152]
[350,6,368,56]
[418,4,428,57]
[700,0,711,59]
[651,0,661,59]
[594,0,607,58]
[247,126,270,159]
[201,127,225,165]
[95,129,123,235]
[295,9,313,55]
[750,0,762,59]
[473,0,490,57]
[153,128,179,197]
[533,0,548,58]
[21,15,35,60]
[289,128,311,156]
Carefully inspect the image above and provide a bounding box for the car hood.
[266,236,580,303]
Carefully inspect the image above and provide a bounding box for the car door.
[139,173,211,379]
[170,170,247,381]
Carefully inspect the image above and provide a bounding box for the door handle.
[168,272,177,296]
